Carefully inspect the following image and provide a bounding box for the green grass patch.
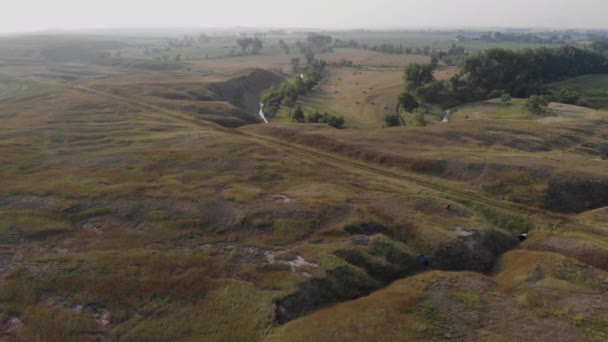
[70,206,117,221]
[119,279,274,342]
[477,206,531,234]
[223,186,262,203]
[146,210,169,221]
[0,210,72,238]
[264,218,317,246]
[453,289,481,306]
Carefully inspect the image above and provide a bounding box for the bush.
[557,87,581,105]
[398,92,419,112]
[525,95,549,114]
[501,93,512,104]
[489,89,502,99]
[412,108,427,127]
[305,111,344,128]
[291,106,305,123]
[326,115,345,129]
[383,113,401,127]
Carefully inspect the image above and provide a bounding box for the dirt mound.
[209,69,285,121]
[526,236,608,271]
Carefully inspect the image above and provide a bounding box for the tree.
[525,95,549,114]
[290,58,301,72]
[430,55,439,69]
[326,115,344,129]
[252,38,263,55]
[501,93,512,104]
[590,36,608,54]
[306,34,333,53]
[292,105,305,123]
[198,33,211,43]
[557,87,580,105]
[304,48,315,65]
[413,108,427,126]
[279,40,290,55]
[237,38,253,54]
[489,89,502,99]
[306,111,324,123]
[398,92,419,112]
[404,63,435,93]
[383,113,401,127]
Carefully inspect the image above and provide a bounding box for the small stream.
[441,109,450,123]
[259,102,269,124]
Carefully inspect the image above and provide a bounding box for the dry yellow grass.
[297,67,405,128]
[2,38,608,341]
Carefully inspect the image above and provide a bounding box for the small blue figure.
[417,255,430,268]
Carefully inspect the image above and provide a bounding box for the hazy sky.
[2,0,607,33]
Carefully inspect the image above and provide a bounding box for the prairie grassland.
[268,249,608,342]
[1,36,608,340]
[1,78,510,339]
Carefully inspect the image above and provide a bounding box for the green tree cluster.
[525,95,549,114]
[400,46,608,109]
[383,113,402,127]
[261,60,327,118]
[303,110,344,128]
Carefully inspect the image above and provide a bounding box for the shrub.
[557,87,581,105]
[489,89,502,99]
[383,113,402,127]
[305,111,344,129]
[525,95,549,114]
[291,105,305,123]
[501,93,512,104]
[398,92,419,112]
[412,108,427,127]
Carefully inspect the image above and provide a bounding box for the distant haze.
[2,0,607,33]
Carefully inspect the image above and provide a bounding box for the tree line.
[400,45,608,110]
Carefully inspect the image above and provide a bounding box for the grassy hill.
[1,34,608,341]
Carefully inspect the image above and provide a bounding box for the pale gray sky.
[2,0,607,33]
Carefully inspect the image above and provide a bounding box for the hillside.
[1,33,608,341]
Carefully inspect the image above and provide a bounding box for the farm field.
[288,65,455,129]
[295,67,405,128]
[1,30,608,341]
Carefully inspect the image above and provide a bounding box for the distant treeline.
[402,45,608,109]
[477,32,569,45]
[333,38,435,56]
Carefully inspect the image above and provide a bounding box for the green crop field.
[550,74,608,109]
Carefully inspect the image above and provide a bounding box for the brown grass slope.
[1,46,608,341]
